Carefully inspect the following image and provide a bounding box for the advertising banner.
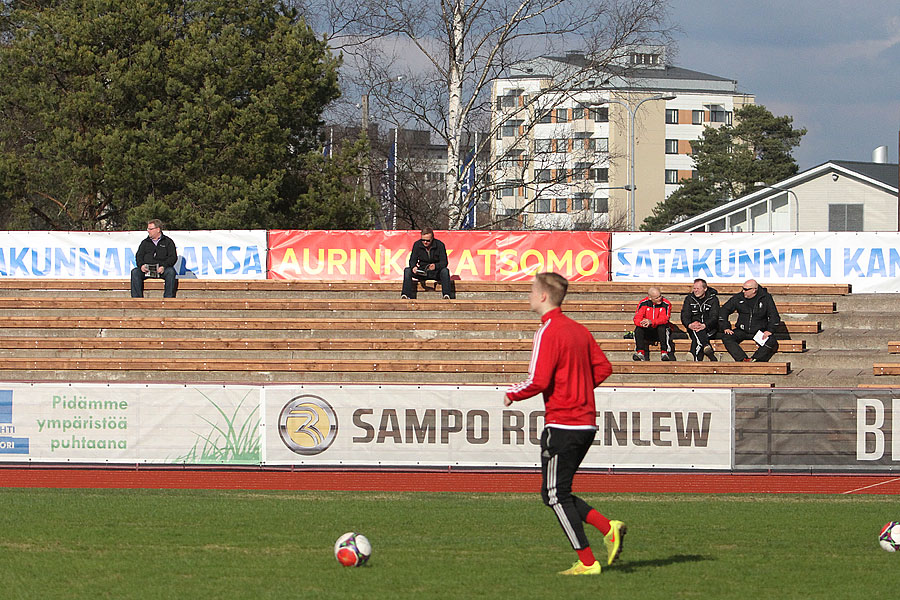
[267,230,610,282]
[611,231,900,293]
[734,388,900,469]
[0,230,267,279]
[263,385,733,469]
[0,383,261,464]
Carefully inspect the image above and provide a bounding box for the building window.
[534,139,552,153]
[554,139,568,153]
[692,110,704,125]
[665,109,679,124]
[555,198,567,213]
[537,110,552,124]
[708,105,727,123]
[591,168,609,183]
[588,137,609,153]
[665,169,679,184]
[535,169,551,183]
[828,204,864,231]
[501,120,522,137]
[573,193,591,211]
[630,53,660,65]
[591,107,608,122]
[593,197,609,213]
[556,108,568,123]
[536,198,551,213]
[665,139,679,154]
[573,106,585,120]
[572,162,590,181]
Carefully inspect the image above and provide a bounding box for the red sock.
[585,509,611,535]
[576,546,596,566]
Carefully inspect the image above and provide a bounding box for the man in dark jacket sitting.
[131,219,178,298]
[400,227,455,299]
[681,278,719,362]
[718,279,781,362]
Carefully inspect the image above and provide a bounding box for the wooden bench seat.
[873,364,900,375]
[0,278,852,296]
[888,342,900,353]
[0,336,807,353]
[0,356,791,375]
[0,316,822,334]
[0,296,836,314]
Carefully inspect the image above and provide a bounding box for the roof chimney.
[873,145,888,163]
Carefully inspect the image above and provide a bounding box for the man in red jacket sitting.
[632,286,675,361]
[504,272,626,576]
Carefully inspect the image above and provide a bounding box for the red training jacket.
[633,296,672,328]
[505,307,612,427]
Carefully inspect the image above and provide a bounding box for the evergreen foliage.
[0,0,373,230]
[642,104,806,231]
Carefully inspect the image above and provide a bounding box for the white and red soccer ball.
[334,532,372,566]
[879,522,900,552]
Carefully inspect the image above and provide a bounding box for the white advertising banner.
[263,385,734,469]
[0,230,267,279]
[611,231,900,293]
[0,383,261,464]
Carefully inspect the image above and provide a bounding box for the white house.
[662,159,899,232]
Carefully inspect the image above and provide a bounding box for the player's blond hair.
[535,272,568,307]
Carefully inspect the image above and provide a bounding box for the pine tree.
[642,104,806,231]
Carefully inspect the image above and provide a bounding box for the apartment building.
[490,46,754,230]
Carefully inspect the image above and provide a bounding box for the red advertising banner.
[267,230,610,281]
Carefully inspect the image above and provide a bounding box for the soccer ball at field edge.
[334,532,372,566]
[879,522,900,552]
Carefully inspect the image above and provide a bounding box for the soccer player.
[504,272,626,575]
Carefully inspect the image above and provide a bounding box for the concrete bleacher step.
[0,296,838,315]
[0,357,790,386]
[0,278,853,295]
[0,279,863,387]
[0,336,805,354]
[0,316,822,335]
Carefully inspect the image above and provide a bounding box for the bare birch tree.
[304,0,671,229]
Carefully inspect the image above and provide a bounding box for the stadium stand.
[0,278,871,387]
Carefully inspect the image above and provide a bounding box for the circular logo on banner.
[278,395,338,455]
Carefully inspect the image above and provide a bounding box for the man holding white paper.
[718,279,781,362]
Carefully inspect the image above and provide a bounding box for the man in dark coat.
[681,278,719,361]
[131,219,178,298]
[719,279,781,362]
[400,227,455,299]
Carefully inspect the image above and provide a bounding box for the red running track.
[1,469,899,495]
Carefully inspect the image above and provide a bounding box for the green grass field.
[0,488,896,599]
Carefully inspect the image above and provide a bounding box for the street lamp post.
[594,93,675,230]
[359,76,403,229]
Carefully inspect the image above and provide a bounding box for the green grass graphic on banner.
[172,390,260,464]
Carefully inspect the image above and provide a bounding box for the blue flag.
[460,150,476,229]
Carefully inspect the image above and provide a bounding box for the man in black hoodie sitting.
[718,279,781,362]
[681,278,719,362]
[400,227,455,300]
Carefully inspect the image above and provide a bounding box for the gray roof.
[509,55,742,94]
[830,160,898,187]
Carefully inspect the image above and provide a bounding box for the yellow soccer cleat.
[558,560,602,575]
[603,520,627,566]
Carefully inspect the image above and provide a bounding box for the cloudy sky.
[668,0,900,170]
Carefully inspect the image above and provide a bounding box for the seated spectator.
[681,278,719,361]
[719,279,781,362]
[632,286,674,361]
[400,227,455,300]
[130,219,178,298]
